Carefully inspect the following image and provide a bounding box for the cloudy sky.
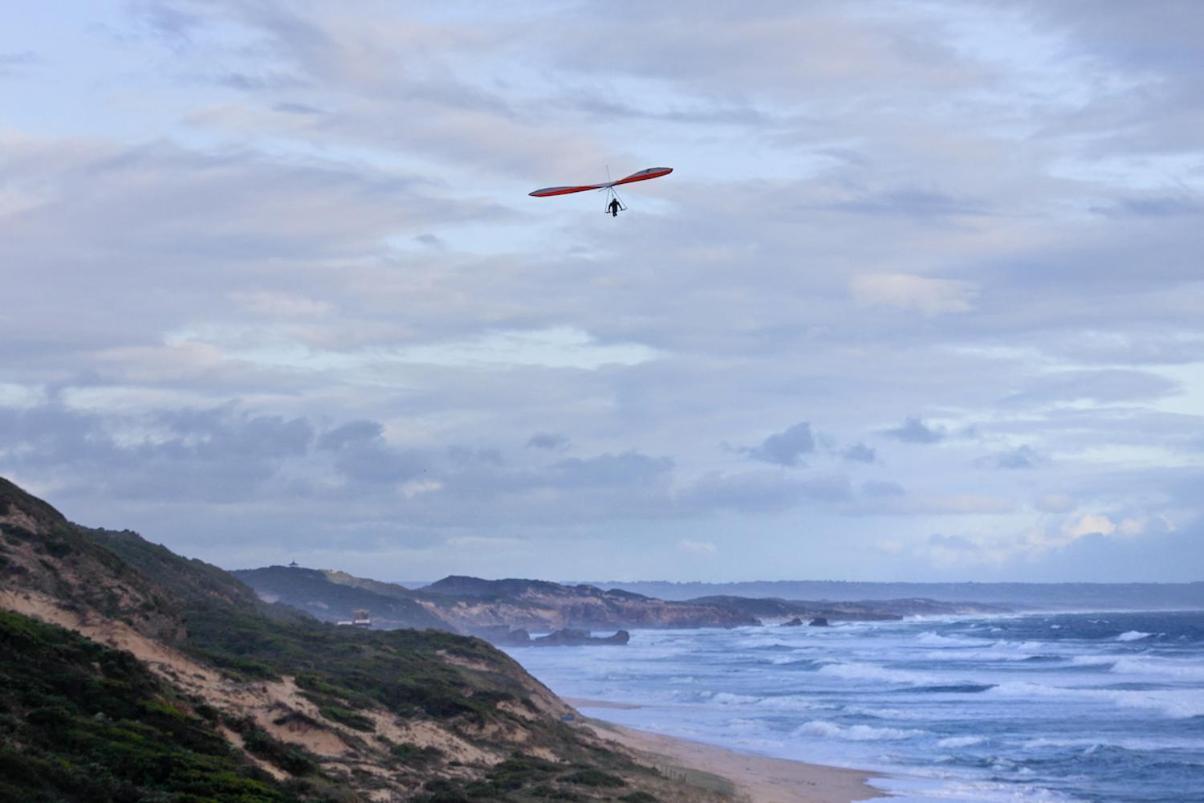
[3,1,1203,582]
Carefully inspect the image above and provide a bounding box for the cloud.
[548,452,674,489]
[0,51,37,75]
[681,471,851,514]
[981,445,1044,470]
[862,480,905,498]
[851,274,977,315]
[0,402,314,503]
[884,417,947,444]
[744,422,816,467]
[824,188,987,219]
[527,432,569,451]
[1034,494,1075,513]
[1063,513,1116,539]
[841,442,877,463]
[1004,370,1181,406]
[677,539,717,557]
[3,2,1204,579]
[318,420,383,450]
[1095,195,1202,218]
[231,291,332,318]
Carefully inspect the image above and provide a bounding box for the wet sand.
[591,717,883,803]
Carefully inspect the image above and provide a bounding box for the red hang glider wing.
[529,183,607,197]
[611,167,673,187]
[529,167,672,198]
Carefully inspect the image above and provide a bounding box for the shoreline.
[582,712,883,803]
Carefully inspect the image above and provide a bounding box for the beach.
[571,699,881,803]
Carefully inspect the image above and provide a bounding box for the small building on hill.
[338,609,372,628]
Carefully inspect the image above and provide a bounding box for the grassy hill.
[0,477,724,802]
[233,565,449,631]
[0,609,296,802]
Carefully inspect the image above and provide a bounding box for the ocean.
[504,611,1204,801]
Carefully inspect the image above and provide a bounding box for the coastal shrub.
[0,610,293,801]
[318,704,375,731]
[389,742,443,765]
[619,793,660,803]
[563,767,626,787]
[418,778,475,802]
[241,725,320,776]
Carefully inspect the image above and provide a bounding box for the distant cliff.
[234,568,761,633]
[420,575,759,631]
[232,568,1013,639]
[597,579,1204,609]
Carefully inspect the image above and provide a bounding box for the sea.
[504,611,1204,801]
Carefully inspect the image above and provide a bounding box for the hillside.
[234,567,1009,640]
[234,565,448,631]
[0,609,292,802]
[0,477,726,802]
[235,568,758,634]
[419,576,757,631]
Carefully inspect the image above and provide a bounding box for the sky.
[2,1,1203,583]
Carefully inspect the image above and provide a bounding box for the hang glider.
[529,167,673,198]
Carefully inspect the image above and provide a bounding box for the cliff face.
[418,575,758,631]
[0,477,714,802]
[234,568,760,633]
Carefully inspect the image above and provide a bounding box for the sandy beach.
[576,702,882,803]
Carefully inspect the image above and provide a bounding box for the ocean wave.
[989,681,1204,718]
[1116,630,1153,641]
[910,683,996,694]
[1022,735,1204,752]
[707,691,762,705]
[766,654,824,667]
[796,719,925,741]
[878,775,1077,802]
[1109,656,1204,681]
[916,631,987,647]
[937,735,986,748]
[1068,656,1116,670]
[816,660,939,685]
[753,695,829,712]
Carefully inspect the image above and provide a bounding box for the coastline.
[577,706,883,803]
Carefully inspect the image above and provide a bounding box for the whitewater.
[506,611,1204,801]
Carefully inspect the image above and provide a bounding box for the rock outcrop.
[531,628,630,647]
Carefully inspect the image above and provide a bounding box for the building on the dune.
[337,609,372,628]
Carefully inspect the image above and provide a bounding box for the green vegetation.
[180,602,533,725]
[0,609,290,802]
[388,742,443,766]
[316,705,375,732]
[224,715,322,777]
[0,476,686,802]
[232,566,449,630]
[412,752,648,803]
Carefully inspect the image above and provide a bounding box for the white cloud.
[677,539,717,557]
[1034,494,1075,513]
[231,291,333,318]
[1064,513,1116,539]
[1,1,1202,580]
[850,273,978,315]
